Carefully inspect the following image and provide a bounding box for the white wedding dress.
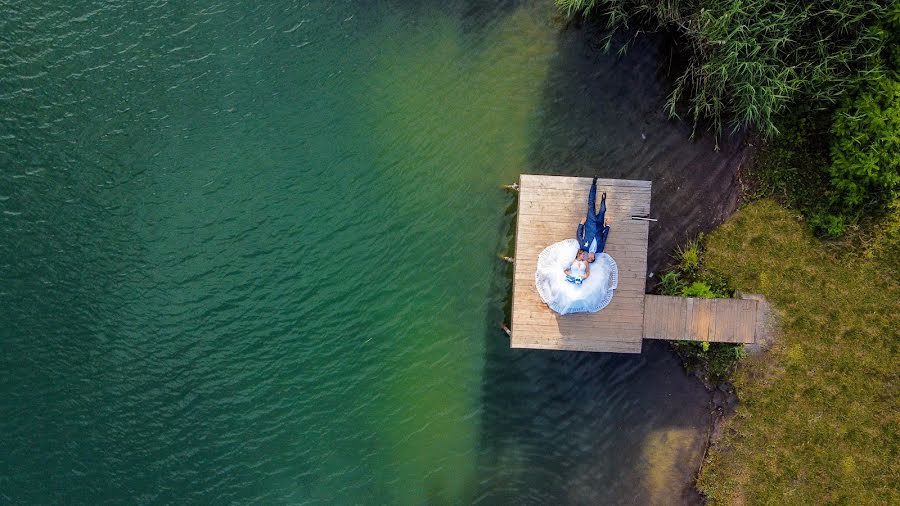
[534,239,618,315]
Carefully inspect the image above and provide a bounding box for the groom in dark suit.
[575,177,610,263]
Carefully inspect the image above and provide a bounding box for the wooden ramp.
[642,295,758,344]
[509,174,759,354]
[511,175,651,353]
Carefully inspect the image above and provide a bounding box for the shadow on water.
[477,197,711,505]
[475,12,756,505]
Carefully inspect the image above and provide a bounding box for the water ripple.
[0,1,744,504]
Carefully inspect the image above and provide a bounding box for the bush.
[809,211,846,238]
[672,340,748,383]
[829,75,900,210]
[745,96,896,238]
[680,281,716,298]
[555,0,893,136]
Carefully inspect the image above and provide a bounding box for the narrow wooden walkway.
[642,295,758,344]
[510,174,759,354]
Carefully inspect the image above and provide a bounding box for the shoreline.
[527,13,762,502]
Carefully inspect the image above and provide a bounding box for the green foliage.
[675,237,700,273]
[809,211,846,238]
[555,0,894,136]
[558,0,898,230]
[680,280,716,298]
[746,105,895,238]
[663,235,733,297]
[829,75,900,209]
[656,271,684,295]
[672,340,748,383]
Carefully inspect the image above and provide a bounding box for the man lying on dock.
[533,176,618,312]
[575,177,610,263]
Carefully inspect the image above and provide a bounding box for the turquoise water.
[2,1,749,504]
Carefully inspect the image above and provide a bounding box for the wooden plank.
[713,299,731,343]
[517,189,651,202]
[513,331,644,343]
[521,175,651,190]
[516,233,648,246]
[518,178,651,192]
[518,204,649,218]
[518,198,650,213]
[512,341,643,354]
[509,174,526,342]
[518,192,650,205]
[517,315,643,332]
[515,227,648,242]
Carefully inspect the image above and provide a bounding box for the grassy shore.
[695,200,899,504]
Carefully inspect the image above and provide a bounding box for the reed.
[556,0,894,136]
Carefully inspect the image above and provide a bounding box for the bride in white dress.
[534,239,618,315]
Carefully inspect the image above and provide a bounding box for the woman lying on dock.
[564,250,590,285]
[534,177,618,315]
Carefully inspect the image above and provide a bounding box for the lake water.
[1,1,749,504]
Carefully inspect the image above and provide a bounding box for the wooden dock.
[511,175,651,353]
[510,174,759,354]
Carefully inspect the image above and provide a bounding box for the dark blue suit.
[576,178,610,254]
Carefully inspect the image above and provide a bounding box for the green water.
[2,1,747,504]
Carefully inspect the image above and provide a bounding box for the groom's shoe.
[592,176,598,185]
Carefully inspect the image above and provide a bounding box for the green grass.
[696,200,899,504]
